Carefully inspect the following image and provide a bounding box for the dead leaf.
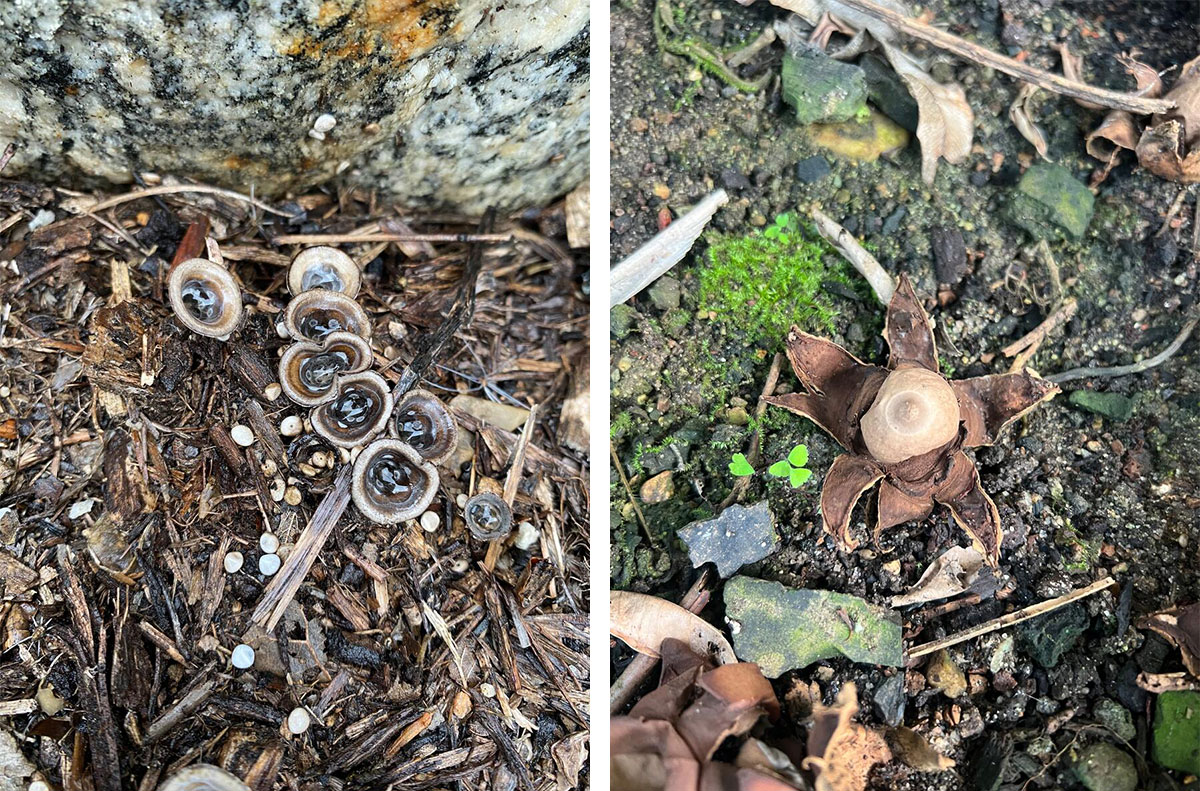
[891,546,985,606]
[1057,43,1104,111]
[1009,83,1049,160]
[1137,56,1200,181]
[881,44,974,185]
[1079,52,1166,182]
[611,591,737,665]
[802,684,892,791]
[1139,602,1200,677]
[735,739,809,788]
[886,726,955,772]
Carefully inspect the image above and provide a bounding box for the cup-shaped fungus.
[388,389,458,465]
[279,331,374,407]
[157,764,250,791]
[464,492,512,540]
[288,246,361,298]
[351,438,438,524]
[310,371,392,447]
[168,258,243,339]
[284,289,371,342]
[764,275,1059,567]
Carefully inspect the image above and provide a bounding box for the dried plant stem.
[811,206,895,304]
[485,404,540,571]
[834,0,1174,115]
[1001,297,1077,371]
[611,439,654,547]
[1048,313,1199,384]
[252,211,496,630]
[271,232,512,245]
[610,189,728,307]
[907,577,1116,660]
[610,569,712,712]
[0,142,14,173]
[79,184,294,217]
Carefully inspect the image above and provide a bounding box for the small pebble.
[287,706,312,734]
[284,486,303,506]
[270,478,286,501]
[224,551,244,573]
[264,383,282,401]
[231,644,255,669]
[260,533,280,554]
[420,511,440,532]
[313,113,337,133]
[480,683,496,698]
[456,493,469,508]
[0,385,10,397]
[311,451,330,468]
[450,558,470,574]
[261,458,278,477]
[281,416,303,436]
[231,425,255,447]
[259,553,281,576]
[513,521,540,551]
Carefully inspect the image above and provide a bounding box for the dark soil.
[0,178,590,789]
[610,0,1199,788]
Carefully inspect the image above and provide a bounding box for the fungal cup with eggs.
[351,439,438,523]
[167,258,243,339]
[310,371,392,447]
[284,289,371,343]
[389,389,458,464]
[288,246,361,298]
[279,331,373,406]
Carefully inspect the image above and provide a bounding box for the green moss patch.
[699,214,855,344]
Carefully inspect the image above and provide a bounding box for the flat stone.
[646,276,681,311]
[724,576,903,677]
[1008,164,1095,241]
[611,304,639,339]
[782,46,867,124]
[1069,390,1134,422]
[931,226,967,285]
[1018,603,1088,668]
[0,0,588,213]
[810,109,909,163]
[639,471,674,504]
[676,501,778,578]
[795,155,831,183]
[1074,743,1138,791]
[449,395,531,432]
[871,673,906,727]
[860,53,918,132]
[1153,690,1200,775]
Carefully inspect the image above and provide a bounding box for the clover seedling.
[768,444,812,488]
[728,453,755,477]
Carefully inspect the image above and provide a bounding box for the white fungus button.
[513,521,540,551]
[259,553,281,576]
[231,425,255,447]
[287,706,311,735]
[223,551,244,573]
[259,533,280,554]
[280,416,303,436]
[313,114,337,133]
[231,644,255,669]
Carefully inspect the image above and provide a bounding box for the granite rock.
[0,0,589,213]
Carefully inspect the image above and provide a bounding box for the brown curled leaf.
[803,683,892,791]
[1139,602,1200,677]
[952,370,1059,448]
[611,591,737,665]
[611,717,702,791]
[820,454,884,550]
[884,275,938,371]
[876,479,935,535]
[934,453,1002,567]
[676,662,781,760]
[1010,83,1049,160]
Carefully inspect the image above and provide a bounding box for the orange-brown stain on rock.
[284,0,456,64]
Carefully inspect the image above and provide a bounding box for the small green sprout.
[728,453,755,477]
[768,444,813,488]
[762,213,798,244]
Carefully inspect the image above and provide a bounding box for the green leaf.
[789,467,813,488]
[728,453,755,477]
[764,226,779,240]
[788,444,809,468]
[768,460,791,478]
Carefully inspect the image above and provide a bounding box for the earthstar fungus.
[764,275,1059,566]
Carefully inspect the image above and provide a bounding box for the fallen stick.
[610,569,712,713]
[73,183,294,217]
[610,189,728,307]
[907,577,1116,660]
[833,0,1174,115]
[270,232,512,245]
[811,206,895,304]
[1048,313,1199,384]
[1001,297,1077,372]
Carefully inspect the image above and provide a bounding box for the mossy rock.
[1073,743,1137,791]
[1008,163,1095,241]
[1153,691,1200,775]
[1069,390,1134,421]
[781,47,868,124]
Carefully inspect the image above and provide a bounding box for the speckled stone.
[0,0,588,213]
